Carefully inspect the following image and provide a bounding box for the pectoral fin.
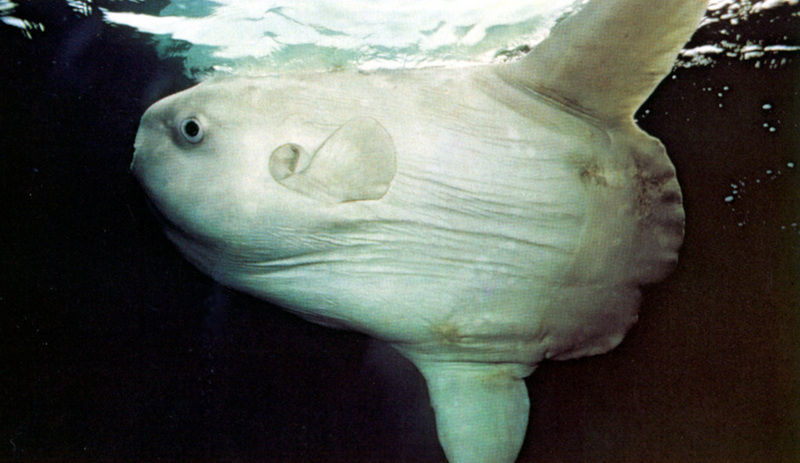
[270,117,397,204]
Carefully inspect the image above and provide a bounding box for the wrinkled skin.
[131,1,709,462]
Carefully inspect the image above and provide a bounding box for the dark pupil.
[184,120,199,137]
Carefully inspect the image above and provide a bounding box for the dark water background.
[2,2,798,462]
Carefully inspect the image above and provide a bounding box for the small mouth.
[130,126,149,175]
[129,149,149,181]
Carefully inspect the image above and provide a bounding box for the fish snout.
[129,104,166,176]
[129,130,148,176]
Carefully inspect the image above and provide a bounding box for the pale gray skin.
[131,1,709,462]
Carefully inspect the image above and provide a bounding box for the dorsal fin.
[496,0,709,123]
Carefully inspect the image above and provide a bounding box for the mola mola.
[130,1,709,461]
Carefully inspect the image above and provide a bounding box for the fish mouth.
[129,129,148,175]
[129,152,139,175]
[127,148,175,232]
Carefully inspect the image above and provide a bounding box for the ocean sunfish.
[130,1,709,462]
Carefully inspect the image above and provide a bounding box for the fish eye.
[179,117,204,144]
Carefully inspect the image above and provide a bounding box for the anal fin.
[415,362,534,463]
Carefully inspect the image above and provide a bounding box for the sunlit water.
[99,0,587,74]
[3,0,798,75]
[110,0,590,71]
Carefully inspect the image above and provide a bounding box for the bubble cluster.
[760,101,782,133]
[724,162,798,233]
[700,84,733,108]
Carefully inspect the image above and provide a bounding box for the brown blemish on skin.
[432,322,464,345]
[579,158,608,186]
[632,158,680,221]
[633,169,658,219]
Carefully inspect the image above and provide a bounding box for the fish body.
[131,1,709,461]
